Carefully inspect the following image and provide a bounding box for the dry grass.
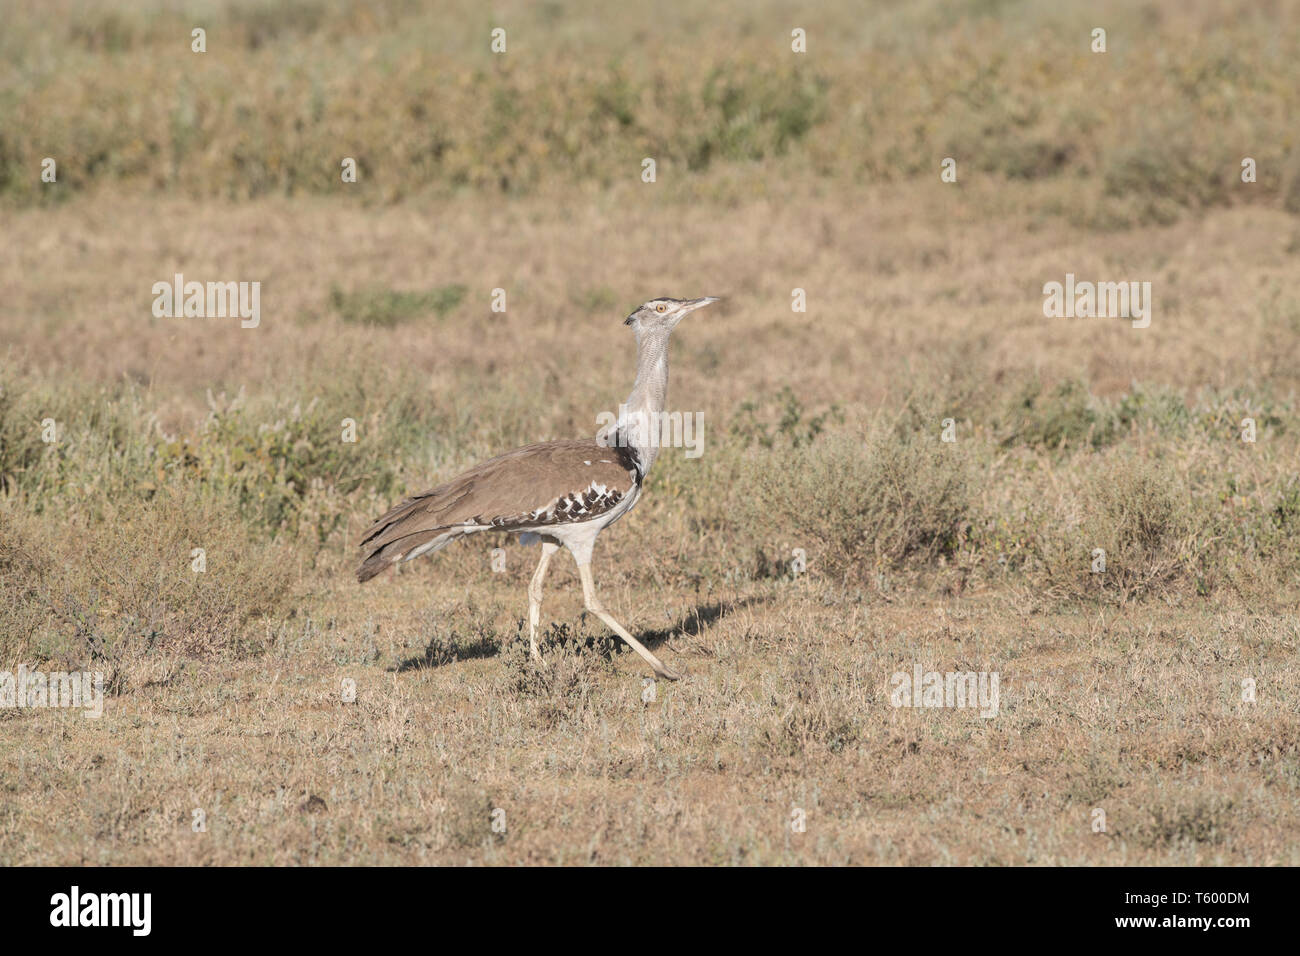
[1,0,1299,865]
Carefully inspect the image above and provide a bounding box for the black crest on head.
[625,297,681,325]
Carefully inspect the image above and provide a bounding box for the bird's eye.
[655,303,666,313]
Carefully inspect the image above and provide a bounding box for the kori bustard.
[357,296,719,680]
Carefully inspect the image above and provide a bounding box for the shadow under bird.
[356,295,720,680]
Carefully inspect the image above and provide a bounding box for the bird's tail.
[356,470,493,582]
[356,489,474,583]
[356,527,468,582]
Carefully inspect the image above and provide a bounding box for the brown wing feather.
[356,438,639,582]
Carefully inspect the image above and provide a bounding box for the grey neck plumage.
[605,327,671,478]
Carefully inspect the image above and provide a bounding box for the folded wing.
[356,438,639,582]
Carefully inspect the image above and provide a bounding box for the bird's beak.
[681,296,720,316]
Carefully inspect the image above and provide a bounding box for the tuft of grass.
[501,627,614,730]
[730,386,844,450]
[739,423,973,583]
[331,284,467,327]
[685,66,829,170]
[438,775,503,851]
[998,378,1112,451]
[760,660,861,757]
[1029,456,1203,604]
[1132,795,1235,849]
[0,485,294,666]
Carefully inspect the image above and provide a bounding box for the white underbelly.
[517,484,641,559]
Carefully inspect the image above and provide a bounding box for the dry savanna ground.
[1,0,1299,864]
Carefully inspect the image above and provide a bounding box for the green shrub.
[740,424,973,582]
[331,284,467,327]
[0,486,294,665]
[998,379,1112,450]
[730,387,843,450]
[1030,455,1204,603]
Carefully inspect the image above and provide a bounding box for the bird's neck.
[615,331,670,477]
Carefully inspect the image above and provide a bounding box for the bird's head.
[624,296,720,334]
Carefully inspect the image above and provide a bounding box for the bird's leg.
[528,542,559,662]
[576,563,682,681]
